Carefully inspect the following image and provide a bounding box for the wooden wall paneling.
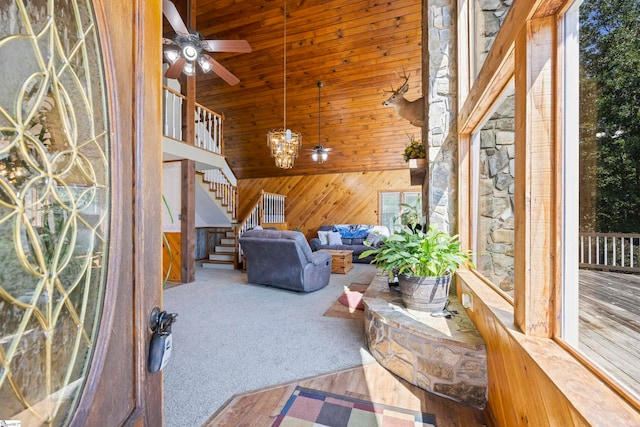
[238,170,419,240]
[514,16,556,337]
[190,0,424,180]
[163,232,183,284]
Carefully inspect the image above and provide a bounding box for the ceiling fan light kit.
[268,0,302,169]
[162,0,251,83]
[310,81,332,164]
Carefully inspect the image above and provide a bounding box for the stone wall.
[363,275,488,408]
[476,94,515,293]
[426,0,457,235]
[474,0,513,74]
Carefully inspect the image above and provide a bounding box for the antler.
[394,68,410,91]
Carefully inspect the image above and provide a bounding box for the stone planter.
[398,273,451,312]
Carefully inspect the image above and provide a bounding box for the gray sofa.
[309,224,389,264]
[239,229,332,292]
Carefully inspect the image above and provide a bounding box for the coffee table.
[320,249,354,274]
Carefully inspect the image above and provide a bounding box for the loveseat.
[239,229,332,292]
[309,224,390,264]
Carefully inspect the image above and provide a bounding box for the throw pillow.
[365,232,383,247]
[317,230,331,244]
[333,224,372,239]
[338,290,365,311]
[327,231,343,245]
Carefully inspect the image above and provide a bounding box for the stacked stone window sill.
[362,274,488,409]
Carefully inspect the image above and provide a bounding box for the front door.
[0,1,163,426]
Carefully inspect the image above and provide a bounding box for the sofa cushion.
[327,231,343,245]
[317,230,331,244]
[365,233,383,247]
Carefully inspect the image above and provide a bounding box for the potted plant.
[403,135,426,168]
[360,225,473,312]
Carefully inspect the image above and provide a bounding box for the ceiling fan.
[307,82,332,164]
[310,145,332,164]
[162,0,251,85]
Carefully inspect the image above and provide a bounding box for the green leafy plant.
[403,135,425,162]
[360,225,474,278]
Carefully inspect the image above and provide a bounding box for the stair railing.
[202,169,237,221]
[235,190,287,267]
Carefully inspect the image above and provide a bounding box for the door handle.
[148,307,178,373]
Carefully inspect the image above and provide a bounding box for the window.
[562,0,640,399]
[379,191,422,232]
[472,0,513,78]
[472,83,515,299]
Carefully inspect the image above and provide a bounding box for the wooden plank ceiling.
[166,0,423,179]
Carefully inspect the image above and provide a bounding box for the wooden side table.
[320,249,354,274]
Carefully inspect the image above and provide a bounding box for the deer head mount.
[382,71,424,128]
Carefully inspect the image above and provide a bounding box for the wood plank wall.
[238,169,419,241]
[162,232,182,283]
[186,0,424,179]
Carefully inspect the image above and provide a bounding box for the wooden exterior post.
[514,16,557,337]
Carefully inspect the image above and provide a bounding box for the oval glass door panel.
[0,1,110,425]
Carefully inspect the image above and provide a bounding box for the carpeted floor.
[272,386,437,427]
[163,264,377,427]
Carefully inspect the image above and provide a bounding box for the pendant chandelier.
[267,0,302,169]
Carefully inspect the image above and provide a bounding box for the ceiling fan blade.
[165,57,186,79]
[162,0,189,35]
[202,39,252,53]
[204,55,240,86]
[162,37,177,46]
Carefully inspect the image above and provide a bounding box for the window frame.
[457,0,640,412]
[378,190,422,232]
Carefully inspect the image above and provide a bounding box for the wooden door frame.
[70,0,163,425]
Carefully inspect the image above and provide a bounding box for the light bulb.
[164,49,179,64]
[198,56,212,73]
[321,152,328,161]
[182,44,198,61]
[183,61,195,76]
[312,152,318,161]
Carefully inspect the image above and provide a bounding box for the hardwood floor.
[204,361,488,426]
[579,269,640,398]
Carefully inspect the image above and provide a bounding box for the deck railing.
[579,232,640,273]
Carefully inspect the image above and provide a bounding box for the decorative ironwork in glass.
[0,1,110,425]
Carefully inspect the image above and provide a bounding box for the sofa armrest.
[311,250,332,266]
[309,237,322,251]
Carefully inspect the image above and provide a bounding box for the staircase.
[202,228,237,269]
[200,191,288,270]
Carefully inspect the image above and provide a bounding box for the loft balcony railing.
[162,85,223,155]
[163,85,184,141]
[579,232,640,273]
[162,84,236,221]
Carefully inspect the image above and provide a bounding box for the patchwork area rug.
[272,386,437,427]
[322,283,369,320]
